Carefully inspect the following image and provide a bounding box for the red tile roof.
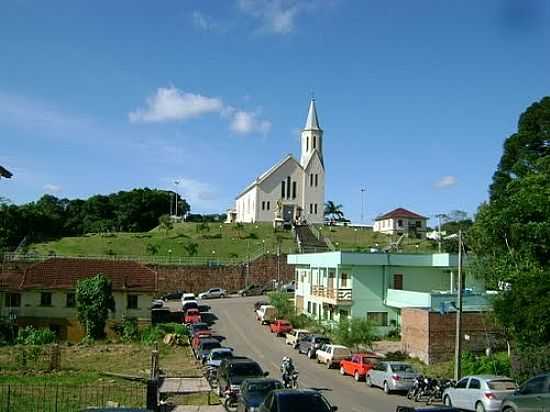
[0,271,24,289]
[375,208,427,221]
[20,258,158,291]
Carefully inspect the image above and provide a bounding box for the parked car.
[240,284,263,297]
[442,375,517,412]
[198,303,211,313]
[316,344,352,369]
[206,347,234,369]
[340,353,381,381]
[366,361,418,394]
[196,337,222,362]
[258,389,338,412]
[297,335,331,359]
[500,373,550,412]
[285,329,311,349]
[181,293,197,305]
[191,332,215,350]
[237,378,284,412]
[151,299,164,308]
[270,320,293,336]
[189,322,210,336]
[182,300,199,313]
[396,407,461,412]
[254,300,269,311]
[217,357,268,397]
[184,308,201,324]
[198,288,226,299]
[161,291,183,301]
[256,305,277,325]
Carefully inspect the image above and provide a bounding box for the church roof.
[304,99,320,130]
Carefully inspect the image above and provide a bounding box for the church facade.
[227,99,326,225]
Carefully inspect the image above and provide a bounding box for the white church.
[226,99,325,225]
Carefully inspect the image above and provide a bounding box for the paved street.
[208,296,417,412]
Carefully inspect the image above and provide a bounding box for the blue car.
[237,378,284,412]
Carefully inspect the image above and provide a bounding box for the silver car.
[366,361,418,394]
[198,288,226,299]
[443,375,517,412]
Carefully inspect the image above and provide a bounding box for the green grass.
[29,222,297,259]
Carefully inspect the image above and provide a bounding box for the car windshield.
[362,357,376,364]
[201,341,221,350]
[192,324,208,332]
[212,351,232,360]
[390,364,416,373]
[316,338,330,344]
[245,381,282,394]
[488,380,517,390]
[278,393,331,412]
[229,363,263,378]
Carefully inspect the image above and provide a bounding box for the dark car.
[196,338,222,362]
[182,301,199,313]
[240,284,264,297]
[217,357,268,396]
[500,373,550,412]
[258,389,338,412]
[189,322,210,336]
[298,335,331,359]
[161,291,183,301]
[237,378,284,412]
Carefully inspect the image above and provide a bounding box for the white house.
[227,99,326,225]
[373,208,428,239]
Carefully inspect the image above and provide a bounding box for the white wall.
[236,186,258,223]
[303,152,325,224]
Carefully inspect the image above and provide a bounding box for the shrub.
[112,317,140,342]
[384,351,409,361]
[156,323,189,337]
[332,317,375,349]
[141,326,164,345]
[16,326,56,345]
[461,351,511,377]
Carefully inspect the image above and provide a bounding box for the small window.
[341,273,349,287]
[262,201,265,210]
[314,203,318,214]
[416,220,422,227]
[281,181,285,198]
[315,174,318,187]
[286,177,291,198]
[313,136,317,149]
[306,136,309,151]
[267,201,270,210]
[455,378,469,389]
[469,378,481,389]
[66,293,76,308]
[5,293,21,307]
[292,182,297,199]
[398,219,403,227]
[127,295,138,309]
[393,274,403,290]
[310,174,313,186]
[367,312,388,327]
[310,204,313,214]
[307,301,311,313]
[40,292,52,306]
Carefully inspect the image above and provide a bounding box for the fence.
[0,383,146,412]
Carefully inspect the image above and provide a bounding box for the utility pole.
[174,180,180,218]
[436,213,446,253]
[276,241,281,286]
[360,188,367,224]
[454,229,463,381]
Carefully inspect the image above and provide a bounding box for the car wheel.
[326,361,332,369]
[354,371,360,382]
[443,396,452,407]
[366,375,373,387]
[476,402,486,412]
[502,407,515,412]
[384,381,391,394]
[340,366,346,376]
[220,294,225,298]
[307,349,314,359]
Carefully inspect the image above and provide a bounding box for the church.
[226,99,326,225]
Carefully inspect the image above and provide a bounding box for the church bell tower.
[300,98,323,167]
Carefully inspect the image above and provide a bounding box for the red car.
[191,332,214,350]
[184,308,201,325]
[339,352,380,381]
[269,320,293,336]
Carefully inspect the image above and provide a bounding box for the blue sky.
[1,0,549,225]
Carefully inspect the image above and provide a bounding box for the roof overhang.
[288,252,460,268]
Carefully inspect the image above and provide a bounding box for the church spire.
[304,98,320,130]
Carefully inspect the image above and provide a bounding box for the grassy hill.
[27,222,438,260]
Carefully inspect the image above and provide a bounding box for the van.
[255,305,277,325]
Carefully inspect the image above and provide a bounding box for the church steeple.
[300,98,323,167]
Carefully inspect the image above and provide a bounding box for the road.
[207,296,417,412]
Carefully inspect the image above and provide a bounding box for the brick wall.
[152,254,295,294]
[401,308,502,364]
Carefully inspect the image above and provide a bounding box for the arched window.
[313,136,317,149]
[286,176,291,198]
[292,182,297,199]
[306,136,309,151]
[281,181,285,198]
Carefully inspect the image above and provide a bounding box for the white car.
[255,305,277,325]
[181,293,196,305]
[443,375,517,412]
[316,344,352,368]
[285,329,311,349]
[198,288,226,299]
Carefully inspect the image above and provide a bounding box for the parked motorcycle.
[415,377,437,402]
[427,379,455,405]
[223,388,239,412]
[407,375,425,400]
[206,366,218,387]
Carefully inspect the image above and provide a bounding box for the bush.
[141,326,164,345]
[112,317,140,342]
[16,326,56,345]
[461,351,511,377]
[384,351,409,361]
[156,322,189,337]
[332,317,375,349]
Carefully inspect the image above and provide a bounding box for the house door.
[393,274,403,290]
[283,205,294,222]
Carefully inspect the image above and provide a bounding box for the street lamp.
[360,187,367,224]
[174,180,180,218]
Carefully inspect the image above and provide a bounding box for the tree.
[470,96,550,351]
[146,243,159,255]
[76,274,115,340]
[158,214,173,237]
[333,317,376,350]
[324,201,344,222]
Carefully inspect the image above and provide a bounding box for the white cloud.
[167,177,218,210]
[238,0,309,34]
[192,11,217,31]
[129,87,223,123]
[43,184,62,194]
[230,110,272,135]
[434,176,458,189]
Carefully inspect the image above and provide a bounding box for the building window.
[310,174,313,186]
[267,201,270,210]
[292,182,297,199]
[286,177,291,198]
[393,274,403,290]
[127,295,138,309]
[398,219,403,227]
[66,293,76,308]
[262,201,265,210]
[281,181,285,198]
[306,136,309,151]
[313,136,317,149]
[40,292,52,306]
[368,312,388,327]
[314,203,318,214]
[416,220,422,227]
[315,174,318,187]
[5,293,21,307]
[341,273,349,287]
[309,203,313,214]
[307,301,311,313]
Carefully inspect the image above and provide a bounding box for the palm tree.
[324,201,344,222]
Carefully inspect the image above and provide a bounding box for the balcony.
[385,289,493,312]
[311,286,352,305]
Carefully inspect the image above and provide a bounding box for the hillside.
[26,222,438,260]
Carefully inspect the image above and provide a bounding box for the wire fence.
[0,383,146,412]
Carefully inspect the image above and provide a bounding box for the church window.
[315,174,318,187]
[310,174,313,186]
[262,201,265,210]
[314,203,318,214]
[306,136,309,151]
[286,176,291,198]
[310,203,313,214]
[281,181,285,198]
[313,136,317,149]
[292,182,296,199]
[267,201,270,210]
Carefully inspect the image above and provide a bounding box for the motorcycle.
[223,388,239,412]
[283,370,299,389]
[427,379,455,405]
[407,375,425,400]
[206,366,218,387]
[415,377,437,402]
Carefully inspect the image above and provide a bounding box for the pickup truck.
[339,352,380,381]
[269,320,292,336]
[316,344,352,369]
[285,329,311,349]
[297,334,331,359]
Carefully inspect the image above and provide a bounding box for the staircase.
[294,224,329,253]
